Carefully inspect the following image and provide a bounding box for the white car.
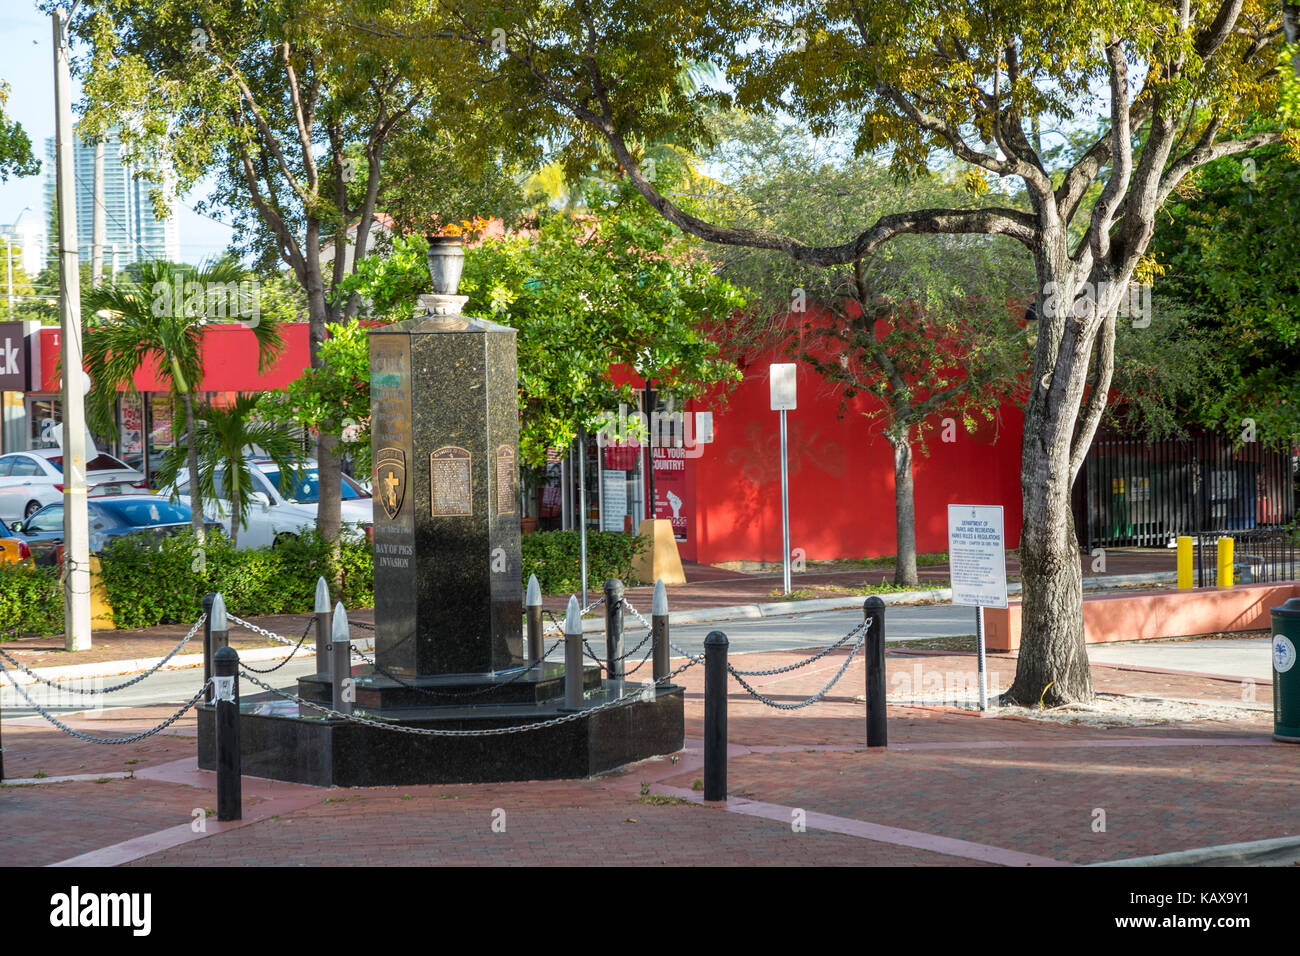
[0,449,147,523]
[168,459,373,549]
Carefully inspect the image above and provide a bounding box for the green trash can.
[1272,598,1300,742]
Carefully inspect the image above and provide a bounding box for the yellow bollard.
[1217,536,1234,588]
[1177,536,1194,589]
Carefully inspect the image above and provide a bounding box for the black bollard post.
[651,578,670,684]
[864,596,887,747]
[525,574,543,663]
[604,578,625,682]
[703,630,729,801]
[202,592,216,703]
[213,645,241,821]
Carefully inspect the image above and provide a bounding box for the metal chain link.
[239,617,316,675]
[238,657,697,738]
[540,596,605,635]
[725,631,866,710]
[583,629,651,671]
[227,613,313,648]
[0,663,212,744]
[357,640,564,699]
[729,618,871,677]
[0,615,207,695]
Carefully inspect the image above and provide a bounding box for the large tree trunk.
[1002,251,1097,706]
[183,393,205,542]
[888,433,919,587]
[304,224,342,548]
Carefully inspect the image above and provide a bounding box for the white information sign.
[946,504,1008,609]
[770,363,797,410]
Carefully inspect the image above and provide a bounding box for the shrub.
[521,530,647,594]
[0,563,65,638]
[97,529,374,630]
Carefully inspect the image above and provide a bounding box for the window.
[96,499,192,527]
[0,456,13,477]
[9,457,43,477]
[24,505,63,533]
[259,467,367,502]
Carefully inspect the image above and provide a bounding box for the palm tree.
[155,394,300,548]
[83,259,283,538]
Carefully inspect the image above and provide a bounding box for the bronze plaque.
[495,446,516,516]
[430,446,472,517]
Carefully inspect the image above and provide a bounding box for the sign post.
[946,504,1008,711]
[770,364,797,594]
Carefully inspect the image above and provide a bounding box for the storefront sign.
[0,322,27,391]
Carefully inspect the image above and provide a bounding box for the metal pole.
[213,644,241,821]
[780,407,791,595]
[577,431,588,609]
[604,578,624,684]
[976,605,988,711]
[525,574,543,663]
[645,383,656,521]
[562,595,583,711]
[651,577,669,683]
[201,592,215,702]
[703,630,728,801]
[864,597,887,747]
[314,576,330,676]
[5,235,13,317]
[331,602,352,714]
[53,9,91,651]
[91,138,104,289]
[207,593,228,704]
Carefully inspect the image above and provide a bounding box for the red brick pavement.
[3,641,1291,868]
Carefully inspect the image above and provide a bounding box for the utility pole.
[91,138,105,289]
[53,2,92,651]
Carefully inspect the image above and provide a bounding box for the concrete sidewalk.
[2,644,1293,867]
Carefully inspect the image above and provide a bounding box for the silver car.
[0,449,147,523]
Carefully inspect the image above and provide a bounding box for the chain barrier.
[623,600,652,631]
[227,613,314,649]
[540,596,605,636]
[725,630,867,710]
[0,615,207,696]
[355,640,565,699]
[238,656,698,738]
[582,630,651,673]
[0,662,213,744]
[239,617,316,675]
[669,640,706,665]
[728,618,871,677]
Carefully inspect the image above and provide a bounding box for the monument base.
[196,681,685,787]
[295,661,602,708]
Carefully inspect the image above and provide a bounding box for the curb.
[0,637,376,688]
[1090,834,1300,867]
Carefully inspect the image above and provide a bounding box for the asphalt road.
[2,604,978,719]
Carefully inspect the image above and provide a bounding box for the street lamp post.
[53,2,92,651]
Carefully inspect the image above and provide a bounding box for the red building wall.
[683,352,1025,564]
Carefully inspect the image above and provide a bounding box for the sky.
[0,3,234,263]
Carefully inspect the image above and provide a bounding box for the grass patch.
[849,552,949,569]
[889,634,979,652]
[691,777,704,791]
[638,793,692,806]
[766,578,951,602]
[32,771,47,779]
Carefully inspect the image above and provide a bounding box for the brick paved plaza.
[3,644,1291,868]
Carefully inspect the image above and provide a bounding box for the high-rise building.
[42,127,181,270]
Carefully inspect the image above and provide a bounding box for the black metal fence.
[1193,530,1300,587]
[1076,434,1296,550]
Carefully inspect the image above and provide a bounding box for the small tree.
[82,260,284,538]
[156,394,300,548]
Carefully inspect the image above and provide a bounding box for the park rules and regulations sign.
[947,504,1008,609]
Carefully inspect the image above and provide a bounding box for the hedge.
[520,530,647,594]
[0,528,647,637]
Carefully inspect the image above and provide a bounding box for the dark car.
[9,496,221,566]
